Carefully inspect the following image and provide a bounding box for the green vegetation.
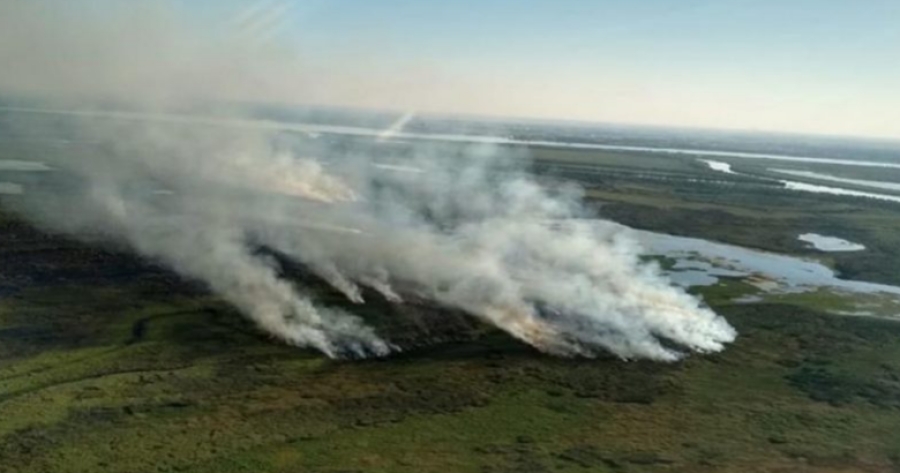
[763,289,900,318]
[527,146,900,286]
[3,279,900,473]
[5,143,900,472]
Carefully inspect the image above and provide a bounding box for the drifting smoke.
[0,1,735,360]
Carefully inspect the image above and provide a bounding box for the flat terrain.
[527,146,900,287]
[3,139,900,472]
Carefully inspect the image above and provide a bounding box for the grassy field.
[4,143,900,472]
[526,146,900,287]
[3,275,900,473]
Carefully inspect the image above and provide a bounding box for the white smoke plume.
[0,1,735,360]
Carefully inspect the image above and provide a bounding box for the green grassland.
[3,276,900,473]
[527,146,900,287]
[4,143,900,472]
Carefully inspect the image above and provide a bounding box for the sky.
[216,0,900,139]
[6,0,900,139]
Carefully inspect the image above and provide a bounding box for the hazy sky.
[8,1,900,139]
[204,0,900,138]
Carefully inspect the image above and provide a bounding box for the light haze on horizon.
[194,0,900,139]
[4,0,899,139]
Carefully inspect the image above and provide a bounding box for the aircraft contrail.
[378,111,417,142]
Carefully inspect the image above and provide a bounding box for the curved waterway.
[629,228,900,296]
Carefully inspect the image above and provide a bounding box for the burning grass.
[3,279,900,473]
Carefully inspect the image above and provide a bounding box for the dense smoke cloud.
[0,1,735,360]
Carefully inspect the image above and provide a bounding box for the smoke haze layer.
[0,1,736,360]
